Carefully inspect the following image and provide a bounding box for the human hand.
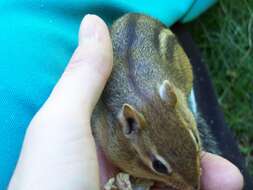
[8,15,244,190]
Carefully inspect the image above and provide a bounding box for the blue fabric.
[181,0,217,22]
[0,0,216,188]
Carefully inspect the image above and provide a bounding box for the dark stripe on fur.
[125,15,151,102]
[165,35,177,64]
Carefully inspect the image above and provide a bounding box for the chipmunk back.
[91,13,218,190]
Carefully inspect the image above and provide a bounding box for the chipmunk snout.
[192,183,200,190]
[190,178,200,190]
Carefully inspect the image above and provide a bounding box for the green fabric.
[0,0,216,188]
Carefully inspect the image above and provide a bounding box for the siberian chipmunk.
[91,13,219,190]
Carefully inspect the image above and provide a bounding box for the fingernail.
[79,14,97,44]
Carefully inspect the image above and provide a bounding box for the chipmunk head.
[117,80,201,190]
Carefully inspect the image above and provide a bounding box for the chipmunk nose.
[190,180,200,190]
[187,184,199,190]
[185,177,200,190]
[186,181,200,190]
[194,184,200,190]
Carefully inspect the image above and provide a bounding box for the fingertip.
[200,152,244,190]
[79,14,111,47]
[48,14,113,117]
[67,14,112,73]
[77,14,113,88]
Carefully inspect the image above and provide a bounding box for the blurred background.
[188,0,253,175]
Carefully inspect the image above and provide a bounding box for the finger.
[9,15,112,190]
[41,14,113,120]
[200,152,244,190]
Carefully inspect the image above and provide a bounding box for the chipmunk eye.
[152,159,169,175]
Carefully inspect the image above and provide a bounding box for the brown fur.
[91,14,201,190]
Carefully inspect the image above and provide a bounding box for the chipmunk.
[91,13,219,190]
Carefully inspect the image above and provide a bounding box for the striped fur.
[91,14,218,190]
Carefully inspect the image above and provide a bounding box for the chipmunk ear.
[159,80,177,107]
[119,104,145,137]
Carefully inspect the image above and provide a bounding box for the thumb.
[8,15,112,190]
[45,14,113,118]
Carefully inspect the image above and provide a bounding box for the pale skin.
[8,15,244,190]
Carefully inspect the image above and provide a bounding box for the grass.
[188,0,253,175]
